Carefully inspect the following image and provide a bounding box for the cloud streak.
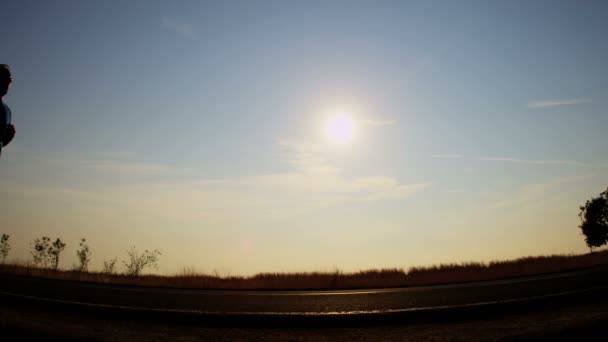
[488,173,595,209]
[161,17,197,40]
[432,152,595,168]
[476,157,592,167]
[432,154,463,159]
[264,139,430,203]
[2,142,429,226]
[528,98,592,108]
[80,159,193,177]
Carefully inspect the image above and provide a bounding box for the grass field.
[2,250,607,290]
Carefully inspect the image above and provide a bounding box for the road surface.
[1,266,607,316]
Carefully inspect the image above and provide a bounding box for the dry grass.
[1,250,608,290]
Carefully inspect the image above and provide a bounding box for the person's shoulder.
[0,102,8,126]
[1,101,9,116]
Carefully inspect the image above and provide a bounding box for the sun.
[324,114,355,144]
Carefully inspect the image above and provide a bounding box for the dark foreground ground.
[3,265,608,314]
[2,265,608,340]
[2,297,607,341]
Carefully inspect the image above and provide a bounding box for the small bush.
[123,246,161,276]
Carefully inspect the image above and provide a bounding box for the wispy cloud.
[488,174,594,209]
[528,98,592,108]
[431,154,596,167]
[432,154,463,159]
[360,119,395,126]
[80,159,192,177]
[263,139,430,203]
[1,142,429,226]
[276,140,337,175]
[431,153,600,168]
[161,17,197,40]
[477,157,592,167]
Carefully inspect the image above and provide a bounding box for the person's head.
[0,64,12,98]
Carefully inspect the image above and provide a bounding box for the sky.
[1,0,607,275]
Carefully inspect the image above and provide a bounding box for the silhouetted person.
[0,64,15,158]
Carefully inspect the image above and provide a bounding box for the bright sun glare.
[325,115,356,144]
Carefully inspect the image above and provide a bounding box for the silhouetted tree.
[123,246,161,276]
[31,236,67,270]
[0,234,10,263]
[74,238,91,272]
[48,238,66,271]
[579,187,608,252]
[31,236,51,267]
[103,257,118,274]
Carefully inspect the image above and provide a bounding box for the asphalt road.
[1,266,607,316]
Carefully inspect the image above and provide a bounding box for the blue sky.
[1,0,607,274]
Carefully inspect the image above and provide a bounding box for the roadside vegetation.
[1,186,607,290]
[579,187,608,252]
[1,250,607,290]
